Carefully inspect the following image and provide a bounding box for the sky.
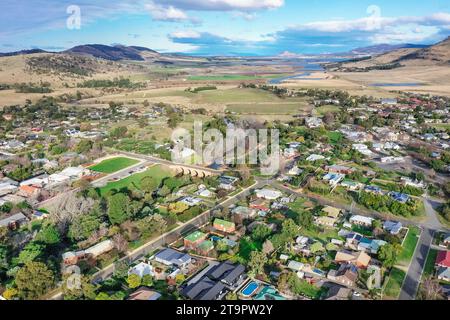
[1,0,450,56]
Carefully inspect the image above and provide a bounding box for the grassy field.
[313,105,341,116]
[187,74,288,81]
[397,226,421,267]
[226,102,306,114]
[423,249,438,276]
[97,165,173,196]
[89,157,139,174]
[384,267,406,299]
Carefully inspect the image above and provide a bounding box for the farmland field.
[97,165,173,196]
[187,74,289,81]
[89,157,139,174]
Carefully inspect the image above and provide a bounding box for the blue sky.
[1,0,450,55]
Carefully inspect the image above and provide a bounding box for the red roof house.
[436,251,450,268]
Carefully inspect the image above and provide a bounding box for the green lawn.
[313,105,341,116]
[89,157,139,174]
[423,249,438,276]
[97,165,173,196]
[398,226,421,267]
[384,267,406,299]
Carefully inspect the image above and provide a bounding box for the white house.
[255,189,283,200]
[306,154,325,162]
[128,262,154,278]
[349,215,374,227]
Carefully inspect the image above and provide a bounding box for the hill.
[65,44,156,61]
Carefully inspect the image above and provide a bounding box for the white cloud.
[146,1,190,22]
[151,0,284,11]
[170,30,201,39]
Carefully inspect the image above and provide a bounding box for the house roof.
[154,248,191,265]
[206,261,246,284]
[182,276,226,300]
[185,231,207,243]
[0,212,27,227]
[214,219,235,230]
[322,206,341,218]
[437,267,450,279]
[436,251,450,268]
[128,288,161,301]
[198,240,214,252]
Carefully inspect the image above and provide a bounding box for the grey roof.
[182,277,226,300]
[154,248,191,266]
[0,212,27,227]
[206,261,245,284]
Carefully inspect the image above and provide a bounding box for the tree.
[142,274,153,287]
[0,245,8,269]
[140,176,159,194]
[225,292,238,300]
[310,242,325,254]
[112,233,129,254]
[68,212,101,241]
[418,277,443,300]
[378,244,401,268]
[17,242,45,264]
[248,251,267,276]
[62,275,97,300]
[0,226,9,244]
[252,224,272,241]
[15,262,55,299]
[107,193,130,225]
[281,219,299,239]
[297,210,314,230]
[127,274,142,289]
[35,224,60,245]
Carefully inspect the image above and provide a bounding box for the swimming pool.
[241,281,259,297]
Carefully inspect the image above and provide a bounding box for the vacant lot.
[97,165,173,196]
[89,157,139,174]
[398,226,421,267]
[226,102,307,115]
[423,249,438,276]
[384,267,406,299]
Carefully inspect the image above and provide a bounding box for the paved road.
[399,227,434,300]
[50,180,264,299]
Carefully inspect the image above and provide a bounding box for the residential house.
[327,264,358,287]
[128,262,154,278]
[335,250,371,268]
[197,240,215,256]
[154,248,192,268]
[316,206,341,227]
[305,117,323,128]
[181,276,227,300]
[184,231,208,251]
[213,219,236,234]
[349,215,374,227]
[128,287,162,301]
[325,165,355,175]
[383,221,403,235]
[306,154,325,162]
[437,267,450,282]
[63,240,114,266]
[255,189,282,200]
[0,212,28,230]
[389,192,410,203]
[206,261,246,287]
[436,251,450,268]
[0,177,18,196]
[323,173,345,187]
[325,285,352,300]
[287,261,305,272]
[341,180,362,191]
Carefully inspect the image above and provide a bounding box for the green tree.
[378,244,401,268]
[62,275,97,300]
[35,224,60,245]
[107,193,130,225]
[140,176,159,194]
[251,224,272,241]
[142,274,153,287]
[15,262,55,299]
[297,210,314,230]
[17,242,45,264]
[248,251,267,276]
[282,219,300,239]
[127,274,142,289]
[68,212,101,241]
